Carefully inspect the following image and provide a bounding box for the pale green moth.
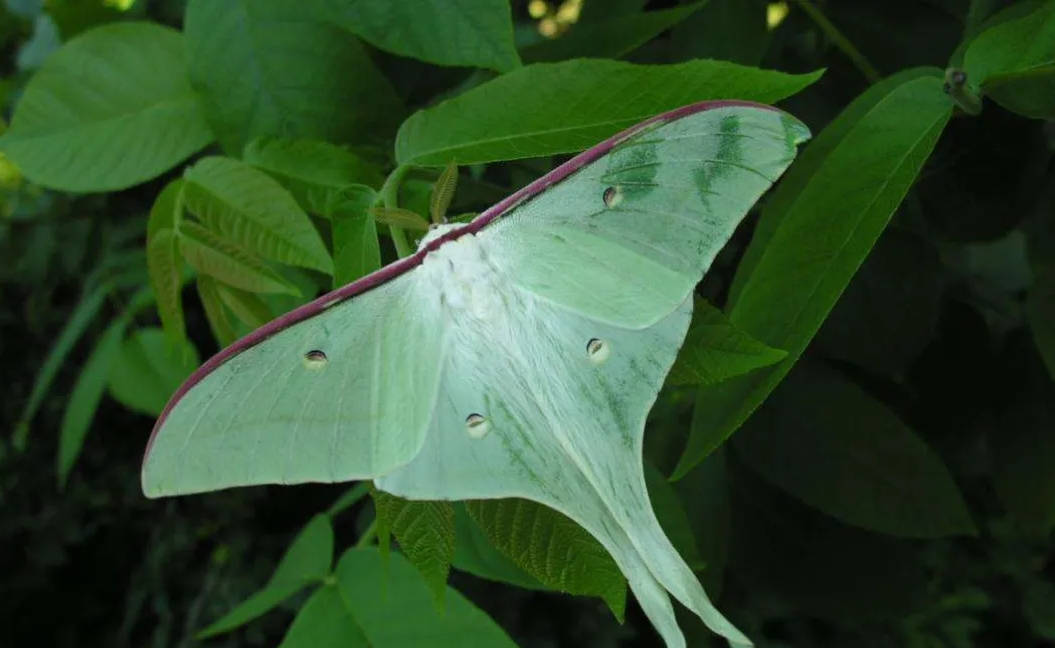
[142,101,810,647]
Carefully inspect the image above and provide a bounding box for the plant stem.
[355,519,377,548]
[327,482,371,517]
[377,164,414,258]
[793,0,881,84]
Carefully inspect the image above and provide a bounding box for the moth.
[143,100,810,648]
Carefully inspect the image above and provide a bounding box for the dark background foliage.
[1,0,1053,647]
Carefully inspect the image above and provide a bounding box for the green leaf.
[146,180,187,345]
[372,491,455,606]
[107,328,199,417]
[316,0,520,72]
[813,230,943,377]
[450,504,544,591]
[278,585,369,648]
[670,0,769,65]
[13,282,108,449]
[370,206,430,232]
[728,66,943,305]
[331,185,381,288]
[196,275,236,348]
[644,463,702,571]
[674,448,730,597]
[964,0,1055,118]
[674,75,953,478]
[185,0,403,155]
[668,299,787,386]
[199,514,334,638]
[521,2,705,63]
[243,137,385,214]
[728,461,930,622]
[466,499,626,621]
[396,59,823,166]
[429,161,458,225]
[0,22,212,191]
[178,221,301,296]
[183,157,333,273]
[57,317,127,487]
[214,283,274,330]
[734,363,977,537]
[335,547,517,647]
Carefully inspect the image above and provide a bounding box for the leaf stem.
[355,519,377,548]
[377,164,414,258]
[793,0,881,84]
[327,482,371,517]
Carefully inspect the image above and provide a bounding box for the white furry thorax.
[418,228,508,322]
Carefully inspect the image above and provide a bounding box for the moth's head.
[417,222,462,250]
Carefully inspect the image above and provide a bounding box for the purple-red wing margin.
[143,99,780,463]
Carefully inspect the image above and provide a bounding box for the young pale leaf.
[183,157,332,273]
[674,75,953,478]
[450,504,544,591]
[243,137,385,214]
[278,585,368,648]
[332,185,381,288]
[0,22,212,191]
[146,180,187,344]
[371,491,455,606]
[668,299,786,386]
[185,0,403,155]
[370,207,430,232]
[396,59,822,166]
[108,328,199,417]
[316,0,520,72]
[57,318,127,487]
[198,514,334,638]
[335,548,517,648]
[429,161,458,224]
[466,499,627,621]
[178,221,301,296]
[963,0,1055,118]
[196,276,236,348]
[215,283,274,330]
[734,363,977,538]
[521,2,705,63]
[14,282,108,449]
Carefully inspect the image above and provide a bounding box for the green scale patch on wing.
[486,106,809,329]
[142,274,445,497]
